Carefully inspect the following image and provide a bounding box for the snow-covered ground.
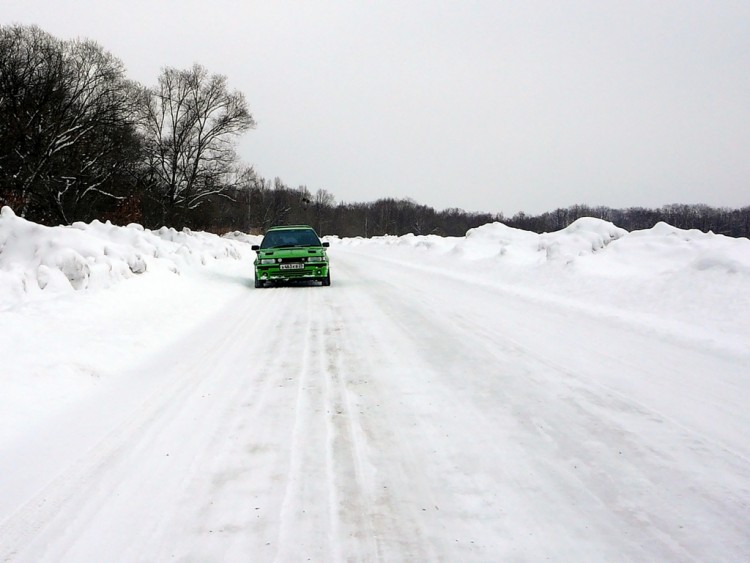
[1,205,749,561]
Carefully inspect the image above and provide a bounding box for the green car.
[251,225,331,288]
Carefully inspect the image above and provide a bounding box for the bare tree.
[139,64,255,227]
[0,25,142,224]
[311,188,335,234]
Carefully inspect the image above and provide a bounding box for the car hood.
[257,247,326,259]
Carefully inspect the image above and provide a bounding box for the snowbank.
[0,207,261,447]
[339,216,750,277]
[2,207,748,349]
[591,221,750,276]
[338,217,750,352]
[0,207,258,310]
[341,217,750,275]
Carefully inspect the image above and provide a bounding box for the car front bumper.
[255,263,329,281]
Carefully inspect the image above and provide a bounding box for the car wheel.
[321,273,331,286]
[254,278,263,288]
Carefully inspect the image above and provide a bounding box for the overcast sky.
[5,1,749,215]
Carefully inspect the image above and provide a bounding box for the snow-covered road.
[2,241,748,561]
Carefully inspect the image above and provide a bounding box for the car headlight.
[260,258,276,264]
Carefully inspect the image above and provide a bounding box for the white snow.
[1,206,749,561]
[342,218,750,355]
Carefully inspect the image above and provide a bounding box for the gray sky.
[5,0,749,215]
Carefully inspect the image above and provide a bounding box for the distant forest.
[1,24,748,238]
[209,183,750,238]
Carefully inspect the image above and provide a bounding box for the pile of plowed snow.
[340,217,750,277]
[0,207,257,310]
[339,217,750,351]
[342,217,749,273]
[2,207,749,348]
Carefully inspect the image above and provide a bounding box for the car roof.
[265,225,315,232]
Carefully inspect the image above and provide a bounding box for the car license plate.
[280,262,304,270]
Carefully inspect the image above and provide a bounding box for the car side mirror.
[322,242,330,248]
[251,244,260,251]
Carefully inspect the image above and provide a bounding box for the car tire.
[254,278,263,288]
[321,273,331,286]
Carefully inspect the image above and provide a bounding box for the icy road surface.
[1,246,749,561]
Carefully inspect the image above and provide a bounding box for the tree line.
[0,24,254,228]
[202,178,498,237]
[501,203,750,239]
[206,180,750,238]
[1,25,748,238]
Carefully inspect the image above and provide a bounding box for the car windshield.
[260,229,321,249]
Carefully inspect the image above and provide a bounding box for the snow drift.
[339,217,750,355]
[2,206,748,348]
[0,206,256,310]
